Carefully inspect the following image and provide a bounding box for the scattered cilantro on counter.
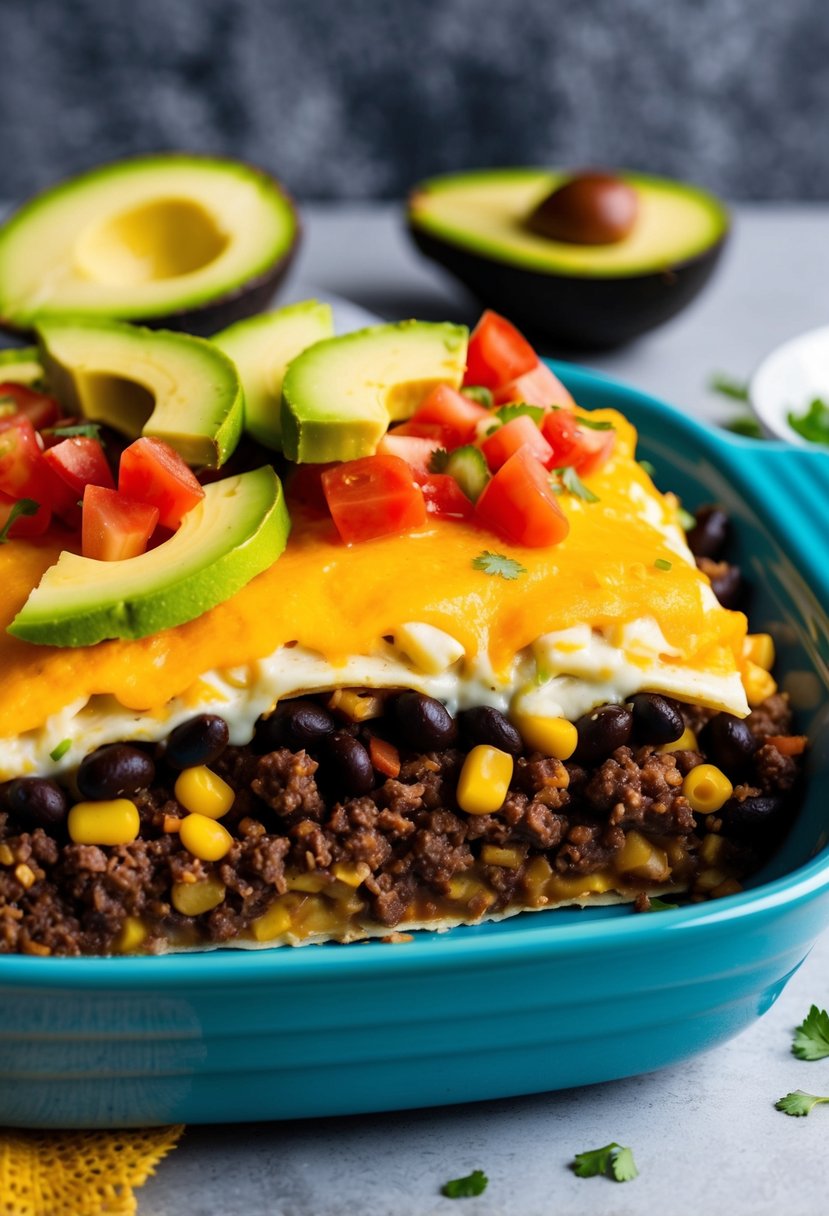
[709,373,749,402]
[472,551,526,580]
[0,498,39,543]
[49,738,71,762]
[775,1090,829,1117]
[654,558,673,571]
[552,466,599,503]
[792,1004,829,1060]
[788,397,829,446]
[441,1169,488,1198]
[573,1143,638,1182]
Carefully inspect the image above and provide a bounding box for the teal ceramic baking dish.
[2,363,829,1130]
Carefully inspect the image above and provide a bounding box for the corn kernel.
[179,813,233,862]
[116,917,148,953]
[287,871,329,893]
[251,899,293,941]
[743,632,775,671]
[615,830,670,881]
[328,688,384,722]
[512,712,578,760]
[67,799,140,846]
[447,872,486,902]
[171,876,226,917]
[294,895,342,935]
[14,863,35,890]
[0,843,14,866]
[659,726,698,754]
[683,764,733,814]
[456,745,513,816]
[332,861,371,888]
[743,660,777,707]
[549,870,620,899]
[696,866,728,892]
[174,766,235,820]
[522,855,554,904]
[481,845,524,869]
[700,832,726,866]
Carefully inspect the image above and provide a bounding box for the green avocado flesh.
[0,155,297,330]
[9,466,290,647]
[281,320,468,463]
[408,168,728,277]
[38,317,244,468]
[0,345,44,386]
[213,300,333,449]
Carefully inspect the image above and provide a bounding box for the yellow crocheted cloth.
[0,1125,184,1215]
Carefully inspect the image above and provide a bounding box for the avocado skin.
[410,225,727,350]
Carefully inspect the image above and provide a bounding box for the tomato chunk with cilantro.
[542,410,615,474]
[0,415,47,499]
[481,414,554,472]
[464,311,539,390]
[492,361,576,410]
[0,382,61,431]
[376,432,443,474]
[406,384,489,447]
[0,492,50,540]
[475,447,569,547]
[322,454,426,544]
[82,485,160,561]
[118,437,205,530]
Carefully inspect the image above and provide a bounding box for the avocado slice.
[213,300,333,450]
[37,318,244,469]
[0,346,44,386]
[281,320,468,463]
[408,168,729,348]
[0,154,299,336]
[9,466,290,646]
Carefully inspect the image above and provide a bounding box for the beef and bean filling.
[0,506,807,955]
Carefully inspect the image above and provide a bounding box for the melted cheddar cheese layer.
[0,409,747,749]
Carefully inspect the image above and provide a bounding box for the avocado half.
[0,154,300,337]
[407,168,729,348]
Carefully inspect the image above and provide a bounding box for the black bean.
[253,700,335,754]
[76,743,155,800]
[699,713,757,779]
[3,778,68,829]
[388,692,458,750]
[709,564,744,610]
[322,731,374,796]
[457,707,523,755]
[165,714,229,770]
[687,505,730,561]
[628,693,685,746]
[573,704,633,765]
[719,794,785,839]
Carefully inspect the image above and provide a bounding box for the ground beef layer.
[0,692,801,956]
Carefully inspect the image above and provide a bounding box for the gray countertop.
[141,203,829,1216]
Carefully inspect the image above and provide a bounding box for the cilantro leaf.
[472,551,526,580]
[639,459,656,478]
[709,373,749,402]
[573,1143,638,1182]
[788,397,829,446]
[553,466,599,503]
[43,422,102,440]
[461,385,493,408]
[428,447,449,473]
[646,896,679,912]
[49,738,71,762]
[493,402,545,426]
[726,416,764,439]
[775,1090,829,1117]
[792,1004,829,1060]
[576,415,615,432]
[441,1169,488,1198]
[677,505,696,532]
[0,498,39,543]
[654,558,673,571]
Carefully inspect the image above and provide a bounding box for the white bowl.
[750,324,829,445]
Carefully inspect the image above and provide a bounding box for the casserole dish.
[1,363,828,1129]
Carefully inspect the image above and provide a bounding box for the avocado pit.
[526,172,639,246]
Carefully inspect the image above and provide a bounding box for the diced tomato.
[376,432,443,474]
[480,414,554,472]
[475,447,569,548]
[541,409,615,475]
[82,485,159,561]
[388,420,455,444]
[406,384,490,448]
[285,462,336,515]
[0,382,62,431]
[0,415,45,498]
[43,437,114,495]
[464,311,539,390]
[118,437,205,530]
[322,454,426,544]
[0,491,51,539]
[415,471,474,519]
[492,361,577,410]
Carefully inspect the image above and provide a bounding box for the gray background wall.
[4,0,829,201]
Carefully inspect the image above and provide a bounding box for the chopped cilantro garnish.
[646,896,679,912]
[534,667,551,686]
[43,422,102,440]
[428,447,449,473]
[493,402,545,426]
[441,1169,489,1199]
[726,416,764,439]
[576,415,615,431]
[792,1004,829,1060]
[461,385,493,408]
[638,459,656,478]
[654,558,673,571]
[775,1090,829,1117]
[676,505,696,532]
[472,551,526,580]
[709,373,749,402]
[573,1143,638,1182]
[49,738,71,762]
[0,498,39,543]
[552,466,599,503]
[788,397,829,446]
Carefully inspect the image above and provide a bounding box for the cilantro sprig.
[551,466,599,503]
[441,1169,488,1199]
[775,1090,829,1117]
[576,415,614,431]
[792,1004,829,1061]
[0,498,39,543]
[49,738,72,762]
[493,402,545,427]
[472,551,526,580]
[573,1142,638,1182]
[43,422,102,440]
